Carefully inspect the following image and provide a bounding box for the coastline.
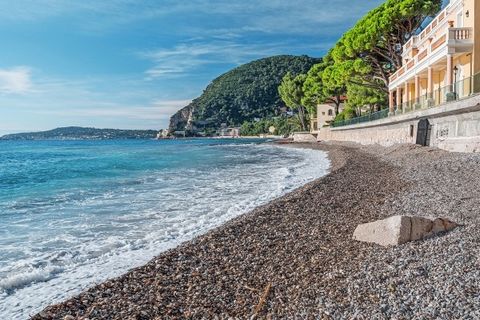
[34,142,480,319]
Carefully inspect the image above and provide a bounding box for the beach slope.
[34,143,480,319]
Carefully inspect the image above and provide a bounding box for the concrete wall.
[292,132,317,143]
[318,94,480,153]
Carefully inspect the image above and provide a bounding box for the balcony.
[389,0,472,89]
[333,72,480,128]
[389,26,472,89]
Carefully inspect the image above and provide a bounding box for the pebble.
[31,143,480,319]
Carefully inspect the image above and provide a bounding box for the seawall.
[318,94,480,152]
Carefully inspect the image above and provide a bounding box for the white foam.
[0,144,330,318]
[0,266,64,293]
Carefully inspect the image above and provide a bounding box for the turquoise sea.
[0,139,329,318]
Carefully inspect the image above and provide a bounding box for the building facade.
[388,0,480,113]
[218,127,240,137]
[311,104,336,132]
[311,102,345,133]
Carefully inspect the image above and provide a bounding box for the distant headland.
[0,127,159,140]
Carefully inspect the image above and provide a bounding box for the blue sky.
[0,0,383,134]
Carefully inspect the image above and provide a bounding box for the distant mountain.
[0,127,159,140]
[169,55,321,134]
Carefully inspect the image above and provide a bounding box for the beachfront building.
[388,0,479,113]
[218,127,240,137]
[311,101,345,134]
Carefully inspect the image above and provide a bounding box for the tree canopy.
[329,0,442,92]
[278,72,309,131]
[300,0,442,124]
[302,55,345,115]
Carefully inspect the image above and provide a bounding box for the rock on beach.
[32,142,480,319]
[353,215,458,246]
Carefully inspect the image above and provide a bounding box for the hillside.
[169,55,321,134]
[0,127,158,140]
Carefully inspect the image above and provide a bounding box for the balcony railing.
[450,27,471,40]
[393,72,480,116]
[331,72,480,128]
[331,109,389,128]
[402,0,461,59]
[389,27,472,85]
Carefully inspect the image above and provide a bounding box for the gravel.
[32,142,480,319]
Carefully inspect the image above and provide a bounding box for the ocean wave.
[0,266,64,294]
[0,140,329,318]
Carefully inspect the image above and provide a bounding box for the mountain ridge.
[168,55,321,135]
[0,126,158,140]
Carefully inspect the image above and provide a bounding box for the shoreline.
[34,142,480,319]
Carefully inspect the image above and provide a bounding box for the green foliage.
[334,107,357,122]
[278,72,305,109]
[240,117,301,136]
[330,0,441,89]
[346,82,387,110]
[303,55,346,115]
[169,55,320,132]
[0,127,158,140]
[278,72,309,131]
[322,0,442,115]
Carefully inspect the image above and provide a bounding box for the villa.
[315,0,480,153]
[388,0,479,113]
[311,99,346,133]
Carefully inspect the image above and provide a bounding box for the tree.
[346,81,388,114]
[240,117,301,136]
[331,0,441,92]
[169,55,321,134]
[303,55,346,116]
[322,0,443,117]
[278,72,309,131]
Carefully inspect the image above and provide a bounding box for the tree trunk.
[334,95,342,115]
[297,106,308,131]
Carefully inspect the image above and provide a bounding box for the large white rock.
[353,215,457,246]
[292,132,317,143]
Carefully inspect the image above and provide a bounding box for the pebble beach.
[33,142,480,319]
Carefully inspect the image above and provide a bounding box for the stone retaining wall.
[292,132,317,143]
[318,94,480,153]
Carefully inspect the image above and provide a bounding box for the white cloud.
[0,0,383,36]
[28,99,191,123]
[0,67,32,94]
[152,99,192,108]
[141,41,310,79]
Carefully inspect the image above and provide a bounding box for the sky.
[0,0,384,135]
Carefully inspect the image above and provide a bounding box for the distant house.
[172,131,186,137]
[218,127,241,137]
[310,99,346,133]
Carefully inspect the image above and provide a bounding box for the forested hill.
[0,127,158,140]
[169,55,321,134]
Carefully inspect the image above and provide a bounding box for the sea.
[0,138,330,318]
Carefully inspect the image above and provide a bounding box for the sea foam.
[0,140,329,318]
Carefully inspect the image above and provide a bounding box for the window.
[457,10,463,27]
[322,112,325,115]
[328,109,333,116]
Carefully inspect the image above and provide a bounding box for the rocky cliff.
[168,55,321,134]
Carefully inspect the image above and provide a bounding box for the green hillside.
[0,127,158,140]
[169,55,321,134]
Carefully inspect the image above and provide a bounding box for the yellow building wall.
[420,79,428,96]
[472,0,480,74]
[316,104,336,127]
[453,54,472,79]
